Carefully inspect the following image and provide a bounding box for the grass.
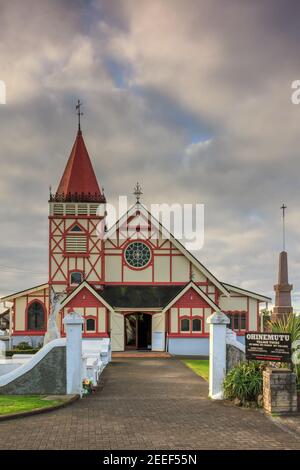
[182,359,209,381]
[0,395,65,416]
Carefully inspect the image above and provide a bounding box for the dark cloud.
[0,0,300,309]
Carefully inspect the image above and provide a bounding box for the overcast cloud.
[0,0,300,308]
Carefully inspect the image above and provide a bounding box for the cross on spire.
[280,203,287,251]
[76,99,83,131]
[133,182,143,204]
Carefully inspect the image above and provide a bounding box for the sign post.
[245,332,291,362]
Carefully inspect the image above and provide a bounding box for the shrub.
[223,361,263,405]
[268,314,300,382]
[5,349,39,357]
[14,341,32,350]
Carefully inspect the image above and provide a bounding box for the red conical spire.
[54,130,105,203]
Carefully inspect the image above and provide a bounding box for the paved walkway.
[0,358,300,450]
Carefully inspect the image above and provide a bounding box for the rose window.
[125,242,151,268]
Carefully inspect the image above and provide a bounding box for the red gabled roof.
[55,130,103,201]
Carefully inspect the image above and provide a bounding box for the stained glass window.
[27,302,45,330]
[125,242,151,268]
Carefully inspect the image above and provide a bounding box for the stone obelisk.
[272,204,293,321]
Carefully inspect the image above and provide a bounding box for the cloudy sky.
[0,0,300,308]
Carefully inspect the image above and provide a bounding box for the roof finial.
[76,99,83,131]
[133,182,143,204]
[280,203,287,251]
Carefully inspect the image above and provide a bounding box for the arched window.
[27,301,45,331]
[70,271,83,285]
[86,318,96,332]
[192,318,202,332]
[180,318,190,332]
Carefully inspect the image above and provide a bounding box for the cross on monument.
[133,182,143,204]
[76,99,83,131]
[280,203,287,251]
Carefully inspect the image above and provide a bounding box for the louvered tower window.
[65,224,87,253]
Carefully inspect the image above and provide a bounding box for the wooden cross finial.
[76,99,83,131]
[133,182,143,204]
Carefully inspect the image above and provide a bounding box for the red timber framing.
[161,283,219,339]
[104,203,231,295]
[11,285,49,336]
[104,211,220,295]
[49,214,104,290]
[59,282,112,338]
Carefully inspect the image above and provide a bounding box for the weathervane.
[280,203,287,251]
[133,182,143,204]
[76,99,83,131]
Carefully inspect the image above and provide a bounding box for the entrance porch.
[110,309,166,352]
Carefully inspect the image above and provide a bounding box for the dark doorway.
[125,313,152,350]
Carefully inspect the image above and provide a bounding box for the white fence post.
[63,311,84,395]
[207,311,230,400]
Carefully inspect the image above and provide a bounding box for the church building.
[1,120,271,355]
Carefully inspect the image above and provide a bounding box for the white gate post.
[63,311,84,395]
[207,311,230,400]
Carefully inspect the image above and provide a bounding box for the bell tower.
[49,102,106,293]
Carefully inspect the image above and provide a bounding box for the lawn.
[182,359,209,381]
[0,395,65,416]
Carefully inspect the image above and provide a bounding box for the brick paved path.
[0,358,300,450]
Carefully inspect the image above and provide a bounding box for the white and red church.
[1,123,271,355]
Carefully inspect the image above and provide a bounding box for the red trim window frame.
[26,299,47,333]
[225,310,247,334]
[84,315,97,334]
[122,239,153,271]
[179,312,203,335]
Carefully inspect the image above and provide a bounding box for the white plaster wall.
[15,297,26,330]
[105,256,122,282]
[192,308,203,316]
[98,307,106,333]
[249,298,258,330]
[204,308,211,333]
[154,256,170,282]
[171,256,190,281]
[170,308,178,333]
[219,296,248,311]
[123,266,152,282]
[191,268,207,282]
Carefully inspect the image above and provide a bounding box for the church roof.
[52,130,105,203]
[101,285,183,309]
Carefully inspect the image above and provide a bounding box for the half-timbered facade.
[2,128,271,354]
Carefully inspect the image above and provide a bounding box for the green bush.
[5,349,39,357]
[14,341,32,350]
[268,314,300,382]
[223,362,263,404]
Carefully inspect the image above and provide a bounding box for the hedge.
[5,349,39,357]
